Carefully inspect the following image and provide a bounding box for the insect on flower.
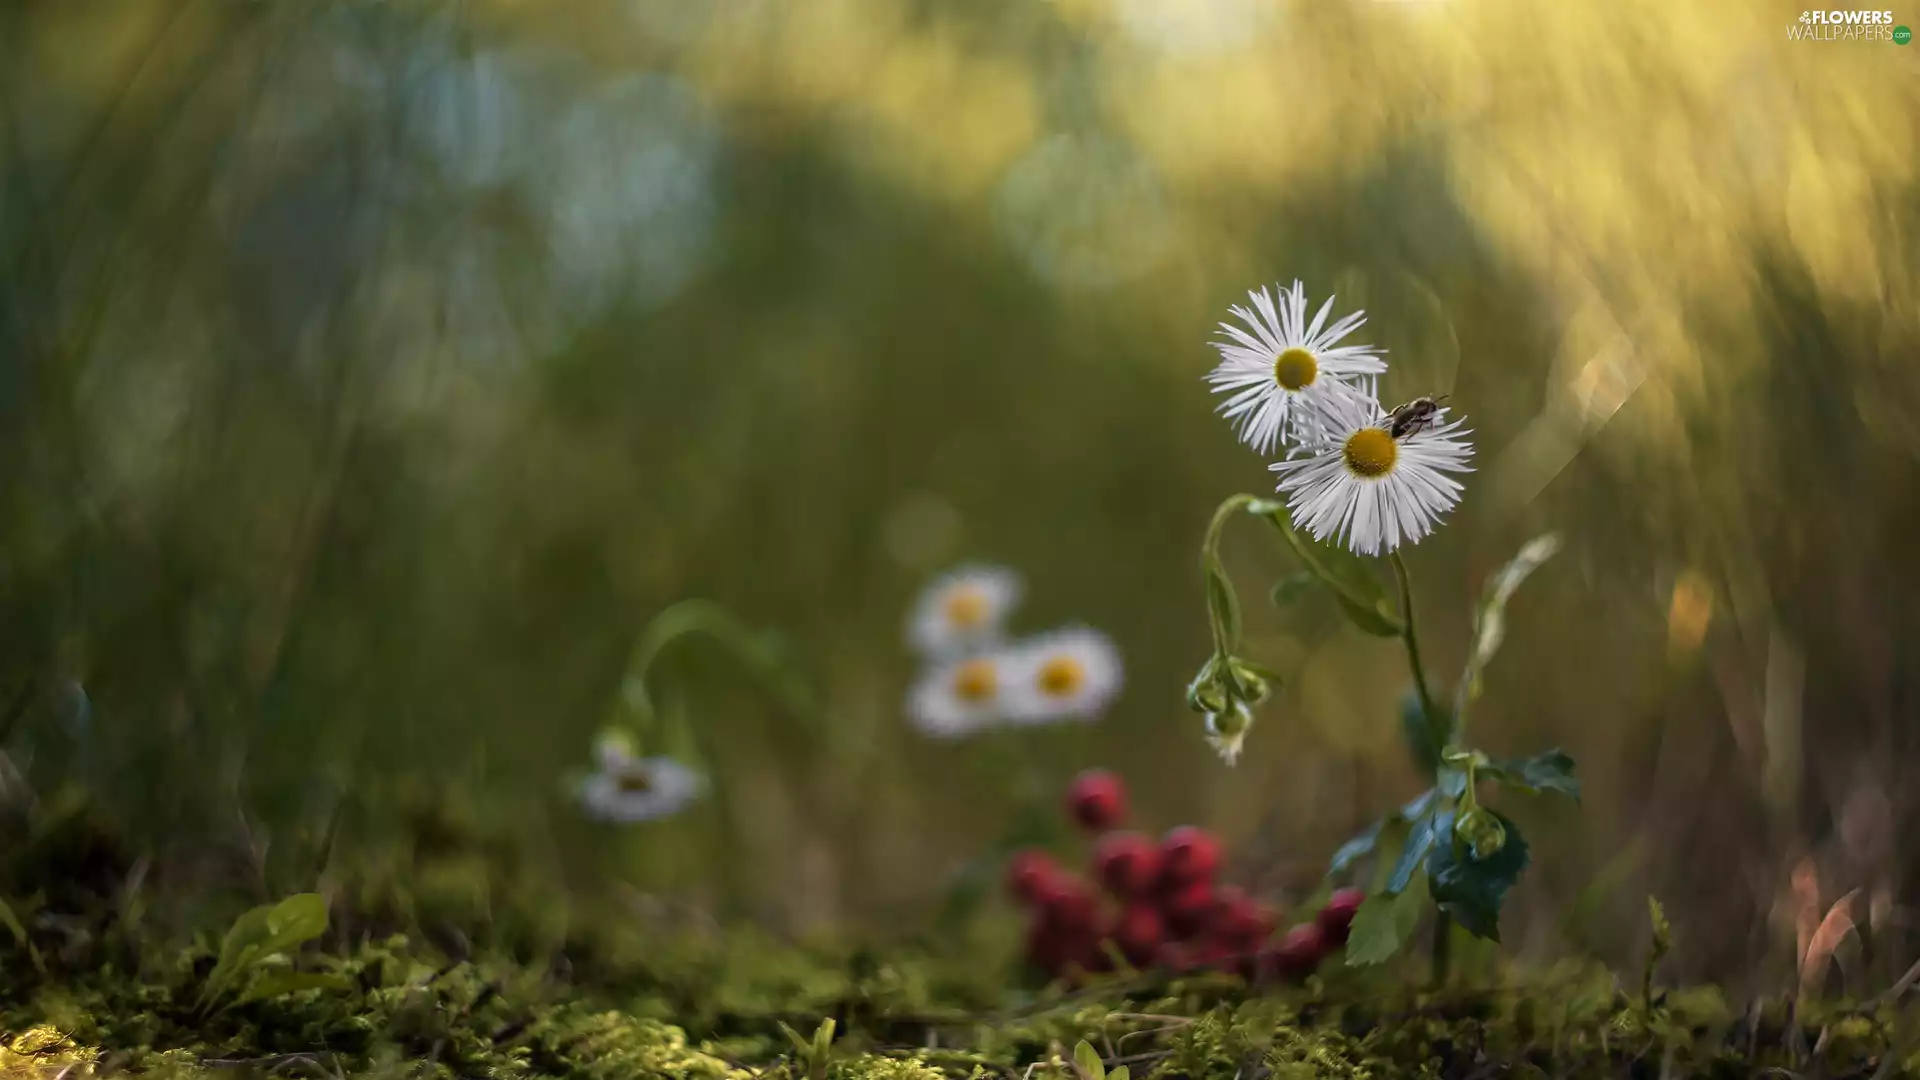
[1205,281,1389,456]
[906,565,1022,659]
[1269,389,1475,557]
[575,730,706,824]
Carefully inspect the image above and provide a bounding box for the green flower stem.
[1261,510,1407,634]
[624,599,824,742]
[1388,553,1441,736]
[1388,551,1454,986]
[1200,494,1258,654]
[1430,915,1454,989]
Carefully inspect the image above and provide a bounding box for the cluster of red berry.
[1006,770,1366,985]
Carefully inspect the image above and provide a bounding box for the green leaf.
[1308,540,1401,637]
[1398,689,1448,773]
[1335,594,1402,638]
[779,1022,812,1056]
[1483,749,1580,802]
[198,894,329,1011]
[1426,811,1531,942]
[1386,808,1445,895]
[1074,1040,1105,1080]
[1270,572,1316,608]
[812,1018,837,1058]
[260,893,329,954]
[1460,533,1562,703]
[232,970,352,1007]
[1202,555,1243,652]
[1345,875,1430,966]
[0,896,27,947]
[1109,1067,1130,1080]
[1327,820,1385,879]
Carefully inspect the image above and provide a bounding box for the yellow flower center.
[614,769,654,795]
[952,658,998,703]
[943,586,989,629]
[1273,347,1318,391]
[1037,656,1086,698]
[1343,427,1399,478]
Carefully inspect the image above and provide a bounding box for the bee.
[1385,395,1449,439]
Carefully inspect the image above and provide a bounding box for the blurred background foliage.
[2,0,1918,996]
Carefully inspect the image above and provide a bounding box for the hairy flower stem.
[1199,494,1258,655]
[1389,551,1453,986]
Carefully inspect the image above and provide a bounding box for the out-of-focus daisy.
[908,652,1012,738]
[575,730,705,823]
[1268,390,1475,557]
[1205,281,1388,456]
[907,565,1022,659]
[1005,627,1124,724]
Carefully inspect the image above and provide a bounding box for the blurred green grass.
[2,0,1918,994]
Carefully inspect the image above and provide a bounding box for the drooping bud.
[1225,658,1272,705]
[1204,701,1255,766]
[1185,655,1232,715]
[1453,806,1507,860]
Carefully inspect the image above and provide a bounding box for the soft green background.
[3,0,1918,993]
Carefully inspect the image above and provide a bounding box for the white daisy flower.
[1268,390,1475,557]
[907,651,1011,738]
[1205,281,1389,455]
[576,730,705,823]
[1004,627,1124,724]
[907,565,1022,658]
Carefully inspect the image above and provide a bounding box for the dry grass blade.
[1799,888,1862,996]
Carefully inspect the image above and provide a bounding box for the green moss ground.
[5,787,1918,1079]
[7,918,1920,1080]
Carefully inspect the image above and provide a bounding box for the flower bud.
[1226,658,1272,705]
[1453,807,1507,860]
[1204,701,1255,766]
[1186,657,1232,715]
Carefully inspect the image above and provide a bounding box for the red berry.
[1159,825,1221,885]
[1262,923,1329,982]
[1160,878,1216,940]
[1066,770,1127,831]
[1093,831,1162,897]
[1210,886,1275,949]
[1111,902,1165,966]
[1005,849,1061,906]
[1316,888,1366,947]
[1036,875,1099,929]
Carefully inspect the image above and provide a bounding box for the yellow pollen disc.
[943,587,989,629]
[1343,427,1399,478]
[1037,656,1086,697]
[615,769,654,795]
[1273,347,1318,391]
[952,659,998,703]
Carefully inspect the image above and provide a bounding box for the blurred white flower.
[1004,627,1124,724]
[1269,389,1475,557]
[908,653,1011,738]
[1206,281,1388,456]
[907,565,1022,658]
[576,730,705,824]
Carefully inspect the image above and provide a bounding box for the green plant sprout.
[1071,1039,1131,1080]
[1189,281,1582,982]
[194,892,346,1016]
[777,1017,838,1080]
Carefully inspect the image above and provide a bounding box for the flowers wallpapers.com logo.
[1788,9,1909,39]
